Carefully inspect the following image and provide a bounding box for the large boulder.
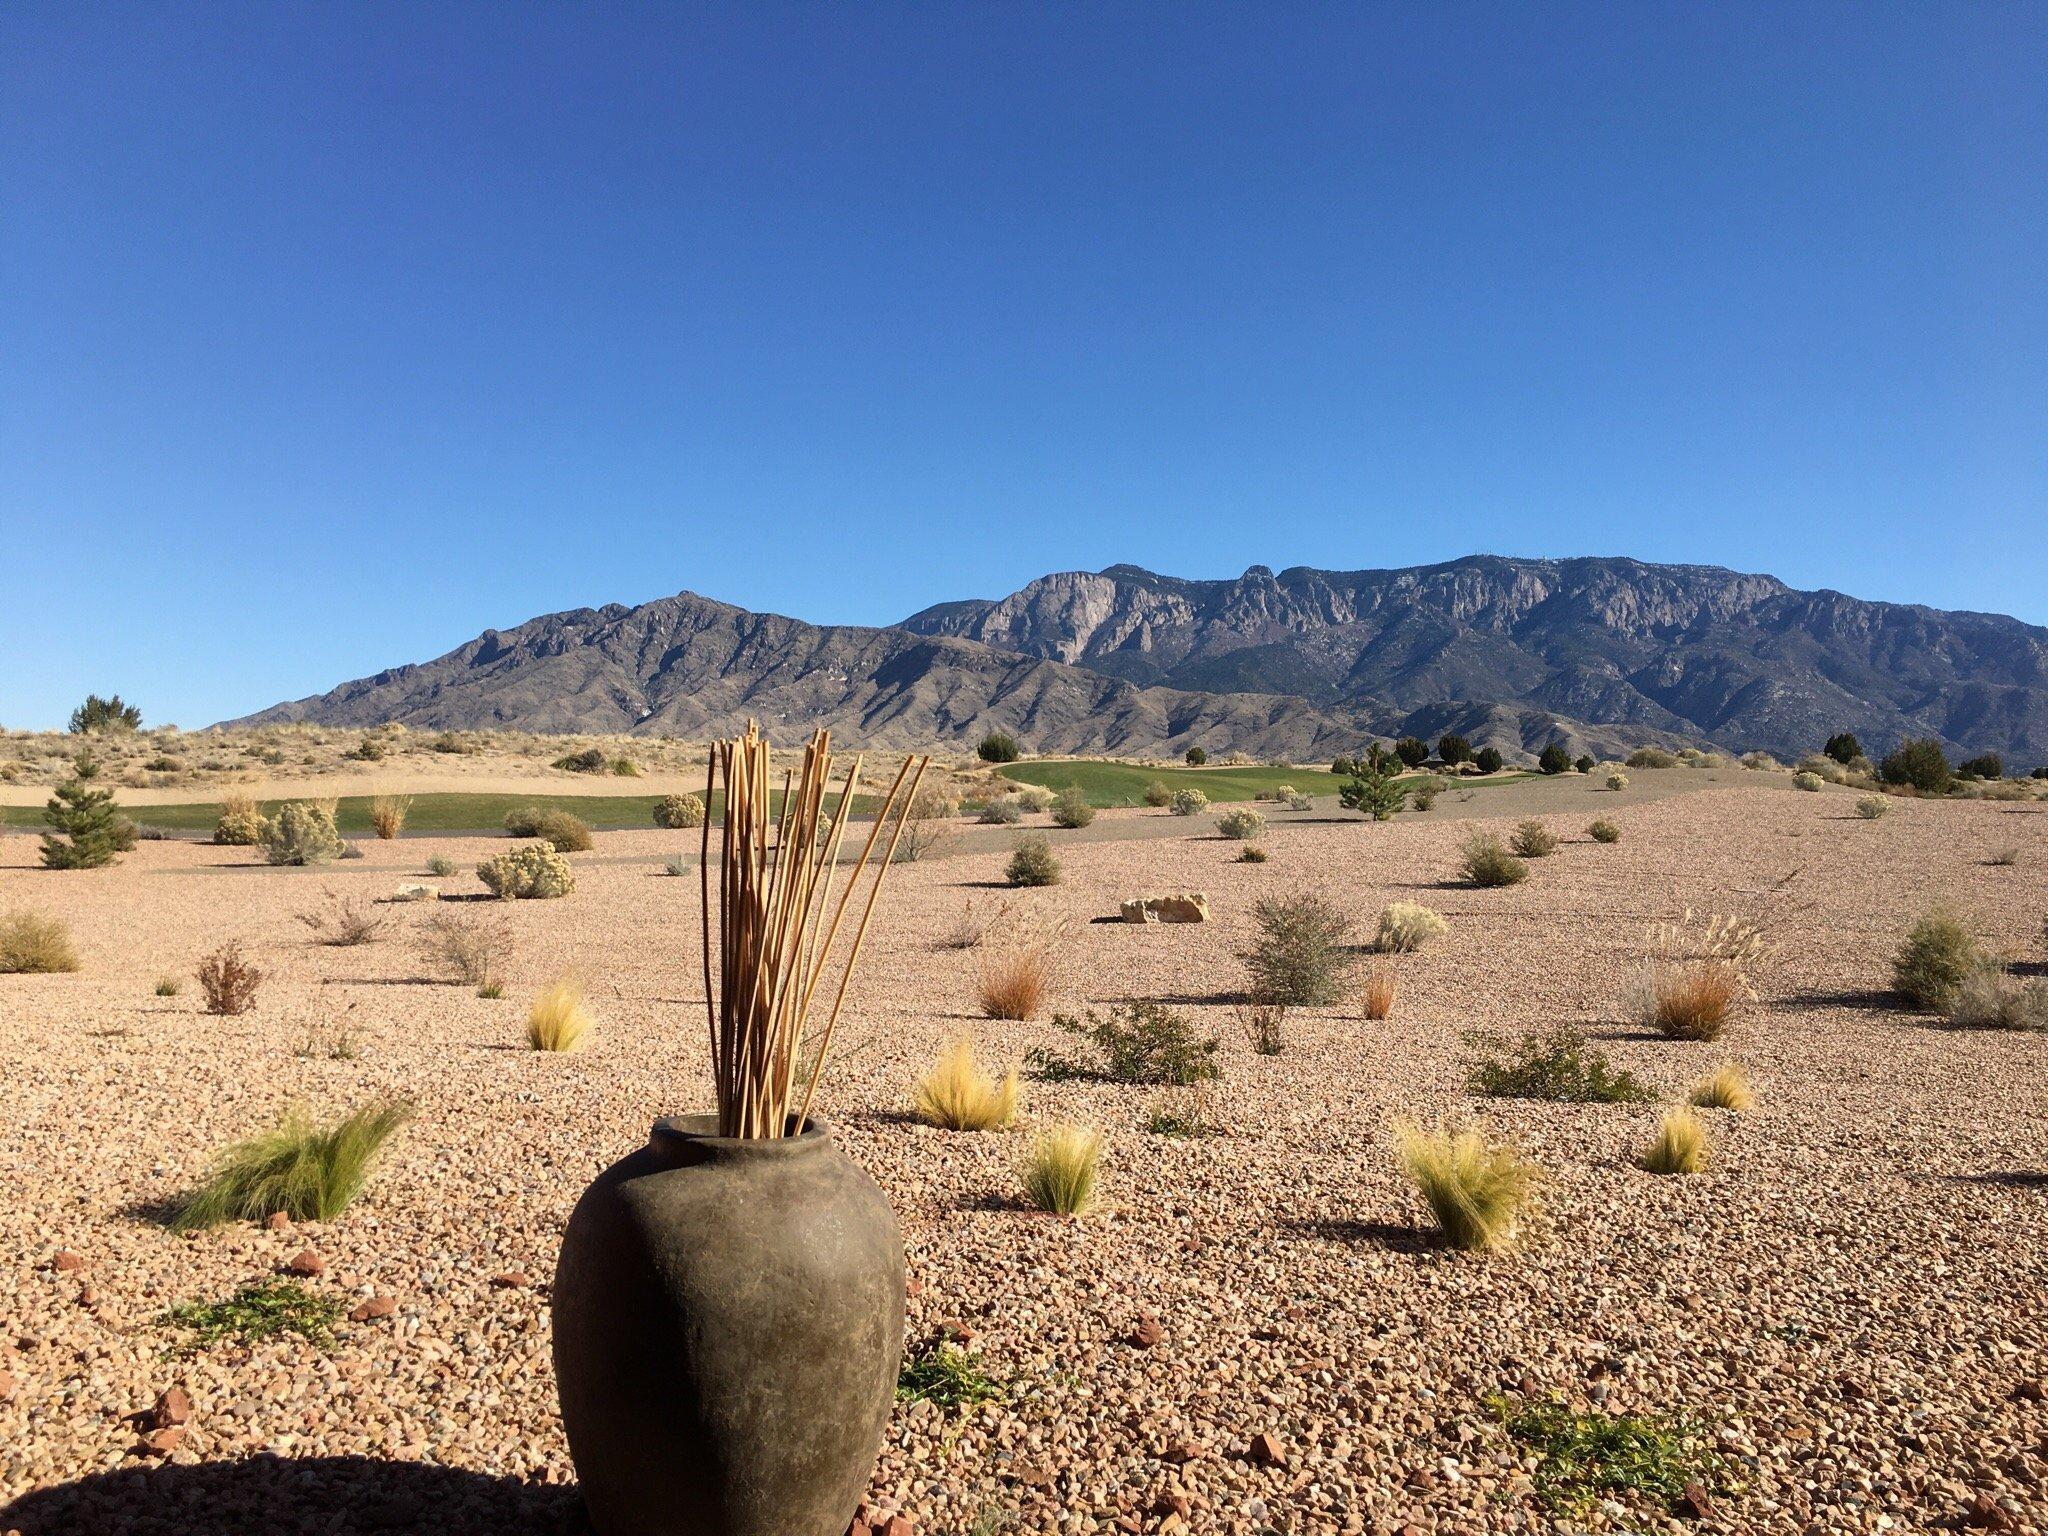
[1119,893,1210,925]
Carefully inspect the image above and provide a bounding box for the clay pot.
[552,1115,904,1536]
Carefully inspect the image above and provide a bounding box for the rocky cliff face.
[902,557,2048,761]
[233,557,2048,764]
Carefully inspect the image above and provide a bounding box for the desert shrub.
[1019,1125,1102,1216]
[1625,747,1677,769]
[262,801,345,866]
[913,1039,1021,1130]
[1168,787,1209,817]
[1635,958,1740,1041]
[1184,746,1207,766]
[430,731,481,755]
[978,795,1024,825]
[1396,1122,1536,1251]
[526,973,594,1052]
[1491,1397,1727,1517]
[1237,844,1268,863]
[611,756,640,776]
[1142,780,1172,807]
[0,909,80,973]
[552,746,609,773]
[1638,1109,1707,1175]
[169,1101,412,1231]
[1145,1083,1222,1139]
[1891,910,1980,1010]
[1740,751,1780,770]
[502,806,543,837]
[69,693,142,733]
[1791,770,1824,793]
[1374,901,1446,954]
[1474,746,1505,774]
[1957,752,2004,781]
[1339,767,1407,821]
[1284,790,1313,811]
[1235,997,1287,1055]
[1460,832,1529,887]
[214,792,266,846]
[160,1279,344,1353]
[346,735,387,762]
[1689,1062,1754,1111]
[1031,1001,1219,1085]
[1409,775,1448,810]
[297,890,387,946]
[478,844,575,899]
[1604,771,1628,792]
[1879,737,1952,794]
[1243,891,1352,1005]
[41,753,132,869]
[197,942,263,1015]
[1394,736,1430,768]
[1216,807,1267,841]
[1467,1026,1652,1103]
[426,855,457,877]
[653,793,706,829]
[1509,820,1557,858]
[514,809,592,852]
[976,730,1021,764]
[1437,734,1472,766]
[941,895,1009,951]
[1012,784,1056,813]
[1049,786,1096,829]
[1361,961,1397,1021]
[1822,732,1862,765]
[1987,845,2019,867]
[1587,819,1621,844]
[1004,834,1060,887]
[421,912,512,991]
[977,946,1053,1020]
[1574,755,1596,774]
[1946,968,2048,1032]
[1854,795,1889,819]
[366,795,410,839]
[1796,754,1849,784]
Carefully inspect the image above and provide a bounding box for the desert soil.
[2,777,2045,1535]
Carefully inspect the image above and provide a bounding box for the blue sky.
[3,3,2043,730]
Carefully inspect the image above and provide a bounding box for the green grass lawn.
[0,791,722,836]
[998,759,1532,807]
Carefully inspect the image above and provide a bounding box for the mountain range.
[231,556,2048,765]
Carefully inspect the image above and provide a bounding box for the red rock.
[1160,1439,1205,1464]
[51,1251,84,1273]
[1130,1315,1165,1348]
[847,1522,874,1536]
[490,1271,531,1289]
[1678,1480,1713,1519]
[77,1287,99,1308]
[265,1212,291,1231]
[936,1318,975,1343]
[285,1249,325,1277]
[904,1278,923,1299]
[881,1517,912,1536]
[1151,1493,1191,1518]
[1247,1431,1287,1468]
[136,1427,186,1457]
[1967,1492,2017,1531]
[2014,1379,2048,1403]
[0,1370,16,1401]
[151,1387,191,1428]
[349,1295,397,1322]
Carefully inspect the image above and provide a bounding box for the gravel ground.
[2,780,2045,1535]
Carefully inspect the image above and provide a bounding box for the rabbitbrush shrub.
[170,1101,412,1231]
[1216,807,1267,841]
[478,844,575,900]
[1460,833,1529,887]
[1168,787,1209,817]
[1587,819,1621,843]
[0,909,80,973]
[1373,901,1446,954]
[653,793,706,829]
[1510,820,1558,858]
[1855,796,1889,819]
[1004,835,1060,887]
[261,802,345,866]
[1142,780,1173,807]
[1890,910,1980,1010]
[978,795,1024,825]
[1049,786,1096,829]
[1791,770,1824,792]
[213,792,266,846]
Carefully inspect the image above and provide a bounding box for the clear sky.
[3,3,2043,730]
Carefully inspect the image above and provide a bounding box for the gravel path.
[2,780,2045,1534]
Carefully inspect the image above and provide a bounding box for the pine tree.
[1339,765,1409,821]
[41,752,133,869]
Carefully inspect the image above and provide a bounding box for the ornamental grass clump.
[1243,891,1353,1006]
[368,795,411,839]
[1019,1124,1102,1216]
[1460,832,1529,887]
[1891,909,1981,1011]
[1396,1121,1536,1252]
[1638,1109,1708,1175]
[1361,961,1397,1021]
[1373,901,1446,954]
[1636,958,1742,1042]
[697,724,927,1137]
[1688,1062,1755,1111]
[527,973,595,1052]
[169,1101,412,1231]
[214,791,266,846]
[913,1039,1021,1130]
[0,909,80,974]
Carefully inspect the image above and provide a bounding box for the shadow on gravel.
[1,1454,584,1536]
[1779,986,1900,1012]
[1953,1170,2048,1190]
[1279,1215,1436,1253]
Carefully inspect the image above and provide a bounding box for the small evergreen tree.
[976,730,1021,764]
[1436,734,1472,766]
[1184,746,1207,766]
[1956,752,2004,781]
[1823,732,1863,765]
[1537,741,1572,775]
[69,694,142,734]
[1339,765,1408,821]
[1474,746,1504,774]
[1330,755,1357,777]
[1393,736,1429,768]
[1574,754,1596,774]
[1364,741,1398,773]
[1879,737,1952,794]
[42,752,132,869]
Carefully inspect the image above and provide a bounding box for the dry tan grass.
[0,908,79,974]
[525,973,594,1053]
[1638,1108,1709,1175]
[1635,958,1741,1041]
[978,947,1052,1020]
[1361,961,1397,1021]
[368,795,412,839]
[420,912,513,993]
[912,1039,1021,1130]
[1689,1062,1755,1111]
[1396,1121,1536,1251]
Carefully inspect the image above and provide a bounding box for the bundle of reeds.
[701,723,927,1138]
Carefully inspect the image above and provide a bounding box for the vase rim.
[649,1113,832,1161]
